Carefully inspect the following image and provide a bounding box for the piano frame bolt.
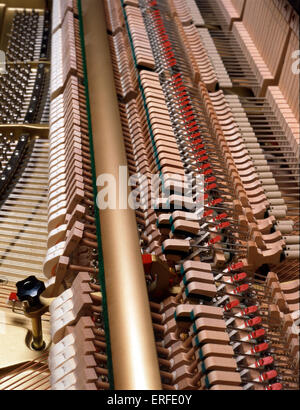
[23,302,47,351]
[16,276,48,351]
[31,315,44,350]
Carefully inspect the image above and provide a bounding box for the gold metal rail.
[81,0,162,390]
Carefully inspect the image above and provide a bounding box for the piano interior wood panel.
[278,30,300,121]
[231,0,245,16]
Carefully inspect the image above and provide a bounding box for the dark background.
[288,0,300,14]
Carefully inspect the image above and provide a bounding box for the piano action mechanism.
[0,0,299,390]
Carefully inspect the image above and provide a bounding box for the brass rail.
[80,0,162,390]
